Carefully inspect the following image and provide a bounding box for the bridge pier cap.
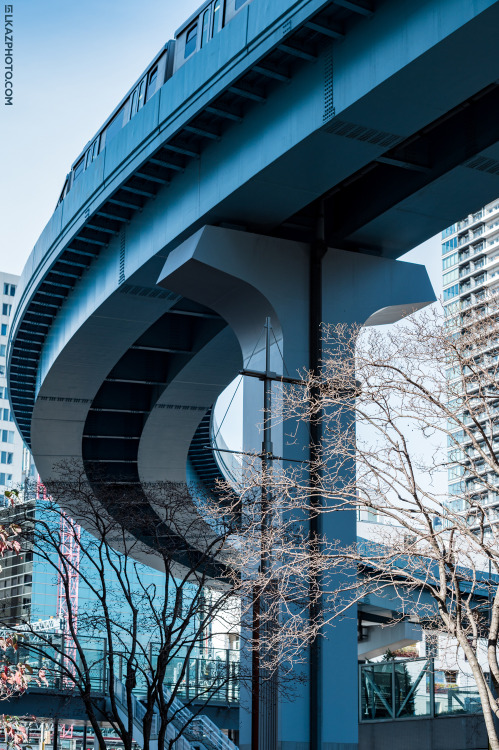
[158,225,435,750]
[158,226,435,368]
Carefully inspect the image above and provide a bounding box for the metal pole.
[429,658,435,718]
[309,211,327,750]
[53,720,59,750]
[251,589,260,750]
[252,317,278,750]
[259,317,278,750]
[82,724,87,750]
[261,316,273,579]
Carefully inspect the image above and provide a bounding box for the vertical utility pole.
[251,590,260,750]
[251,317,278,750]
[53,720,59,750]
[259,317,278,750]
[309,204,327,750]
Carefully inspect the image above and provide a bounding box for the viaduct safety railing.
[360,657,482,722]
[4,635,239,705]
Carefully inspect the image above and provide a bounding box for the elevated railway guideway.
[9,0,499,748]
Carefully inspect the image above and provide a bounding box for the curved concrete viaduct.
[9,1,499,747]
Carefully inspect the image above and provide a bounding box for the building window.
[0,388,6,400]
[442,237,458,255]
[1,452,13,464]
[0,366,5,377]
[442,253,458,270]
[3,284,15,296]
[443,284,459,301]
[2,304,11,316]
[1,324,7,336]
[2,431,13,444]
[443,269,459,286]
[184,24,198,58]
[3,410,9,421]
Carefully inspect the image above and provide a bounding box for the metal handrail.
[163,687,238,750]
[113,678,159,738]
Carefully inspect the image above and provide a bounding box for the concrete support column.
[159,226,435,750]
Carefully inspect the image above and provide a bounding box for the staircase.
[110,678,238,750]
[163,686,238,750]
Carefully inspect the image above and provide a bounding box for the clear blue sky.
[1,0,202,275]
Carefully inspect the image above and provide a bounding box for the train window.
[212,1,221,34]
[201,8,211,47]
[235,0,247,8]
[137,79,146,110]
[85,137,99,167]
[184,24,198,58]
[146,67,158,102]
[130,89,138,117]
[73,158,85,182]
[58,180,68,204]
[102,106,125,147]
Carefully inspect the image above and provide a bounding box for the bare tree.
[2,456,333,750]
[2,470,252,750]
[0,499,34,747]
[0,448,343,750]
[239,300,499,750]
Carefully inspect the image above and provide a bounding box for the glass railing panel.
[360,658,486,722]
[434,684,481,716]
[360,663,394,720]
[164,656,189,700]
[395,659,431,718]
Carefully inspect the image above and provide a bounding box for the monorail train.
[57,0,252,205]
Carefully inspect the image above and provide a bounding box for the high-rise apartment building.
[442,198,499,513]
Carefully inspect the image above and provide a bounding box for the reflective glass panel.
[212,2,221,34]
[146,67,158,101]
[185,24,198,57]
[201,8,210,46]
